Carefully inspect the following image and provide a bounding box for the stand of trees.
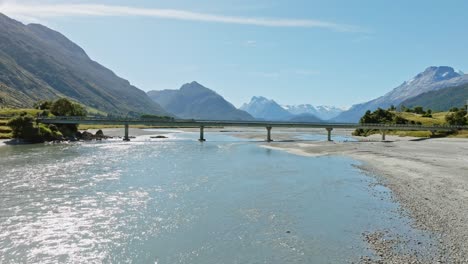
[353,108,413,136]
[400,105,432,117]
[7,98,86,142]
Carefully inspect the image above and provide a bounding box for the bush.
[7,113,39,141]
[445,109,468,126]
[38,124,63,141]
[7,113,65,142]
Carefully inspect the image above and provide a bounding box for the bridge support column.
[266,126,273,142]
[199,126,206,142]
[326,128,333,141]
[381,130,386,141]
[123,124,130,141]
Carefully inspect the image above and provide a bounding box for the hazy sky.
[2,0,468,108]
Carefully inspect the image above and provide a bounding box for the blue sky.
[2,0,468,108]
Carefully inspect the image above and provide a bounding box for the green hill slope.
[399,83,468,111]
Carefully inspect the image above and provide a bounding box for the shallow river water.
[0,131,435,263]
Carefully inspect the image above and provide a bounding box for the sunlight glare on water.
[0,133,434,263]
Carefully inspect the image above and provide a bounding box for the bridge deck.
[36,117,467,131]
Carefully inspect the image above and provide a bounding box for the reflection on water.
[0,133,434,263]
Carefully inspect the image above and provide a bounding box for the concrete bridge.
[36,116,468,142]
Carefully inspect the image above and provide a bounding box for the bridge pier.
[199,126,206,142]
[381,130,386,141]
[266,126,272,142]
[123,124,130,141]
[326,128,333,141]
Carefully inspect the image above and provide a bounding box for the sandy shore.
[232,130,468,263]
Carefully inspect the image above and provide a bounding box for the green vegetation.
[354,105,468,138]
[400,105,432,117]
[445,108,468,126]
[399,83,468,111]
[5,98,86,142]
[0,108,43,117]
[353,108,414,136]
[140,114,174,120]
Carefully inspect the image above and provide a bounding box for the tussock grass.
[395,111,447,126]
[0,132,12,139]
[0,108,42,116]
[0,126,12,133]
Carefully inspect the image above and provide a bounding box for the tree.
[48,98,87,136]
[413,106,425,114]
[50,98,86,117]
[34,100,53,110]
[445,109,468,126]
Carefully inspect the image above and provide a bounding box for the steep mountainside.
[147,82,254,120]
[0,13,168,116]
[333,66,468,122]
[240,96,293,121]
[282,104,344,120]
[399,83,468,111]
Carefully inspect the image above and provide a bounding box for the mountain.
[333,66,468,122]
[0,13,168,116]
[240,96,293,121]
[147,81,254,120]
[288,113,323,123]
[399,83,468,111]
[282,104,344,120]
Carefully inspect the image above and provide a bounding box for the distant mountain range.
[240,96,324,122]
[147,82,254,120]
[0,13,168,116]
[333,66,468,122]
[240,96,294,121]
[281,104,345,120]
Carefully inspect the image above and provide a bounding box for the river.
[0,130,436,263]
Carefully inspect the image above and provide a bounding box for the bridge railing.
[35,116,468,130]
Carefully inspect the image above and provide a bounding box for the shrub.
[445,109,468,126]
[7,113,39,141]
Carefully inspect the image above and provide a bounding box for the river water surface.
[0,131,434,263]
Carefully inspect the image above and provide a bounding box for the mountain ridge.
[240,96,294,121]
[399,83,468,111]
[0,13,169,116]
[147,81,254,120]
[333,66,468,122]
[282,104,344,120]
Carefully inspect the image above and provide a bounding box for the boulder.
[81,131,94,140]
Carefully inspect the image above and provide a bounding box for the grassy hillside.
[396,111,447,125]
[390,111,467,138]
[399,83,468,111]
